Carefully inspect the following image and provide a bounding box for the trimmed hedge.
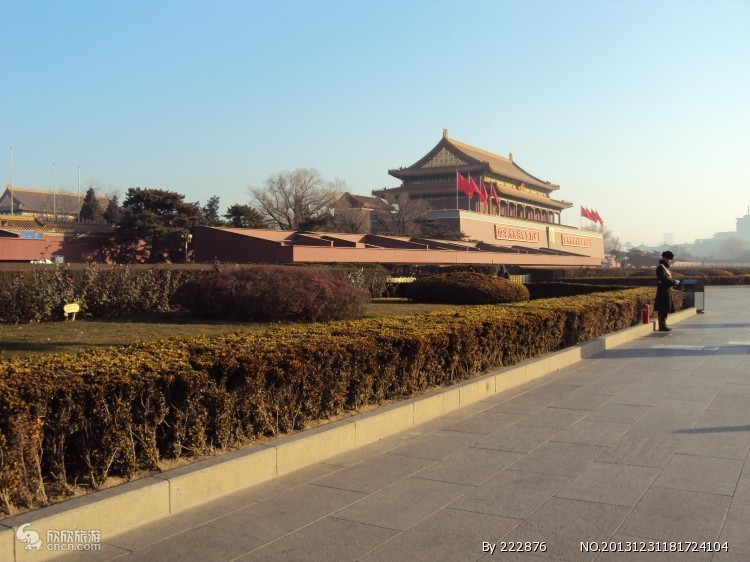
[384,264,502,279]
[311,264,390,298]
[0,263,388,324]
[171,267,369,322]
[405,272,529,304]
[0,287,668,515]
[564,275,750,287]
[526,283,631,300]
[0,265,202,323]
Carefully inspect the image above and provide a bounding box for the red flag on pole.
[580,206,593,221]
[468,175,480,198]
[490,182,499,202]
[478,179,489,203]
[592,209,604,226]
[456,172,473,197]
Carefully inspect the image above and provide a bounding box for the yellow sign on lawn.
[63,303,80,320]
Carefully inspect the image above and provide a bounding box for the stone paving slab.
[554,461,661,507]
[332,477,473,531]
[502,497,631,561]
[18,287,749,561]
[358,508,519,562]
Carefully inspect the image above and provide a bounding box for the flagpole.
[77,165,81,222]
[455,171,459,212]
[9,146,13,215]
[479,178,483,214]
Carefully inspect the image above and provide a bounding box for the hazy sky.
[1,0,748,246]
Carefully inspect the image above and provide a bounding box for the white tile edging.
[0,308,697,560]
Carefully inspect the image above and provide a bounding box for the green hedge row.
[0,287,673,514]
[0,266,191,323]
[0,264,390,324]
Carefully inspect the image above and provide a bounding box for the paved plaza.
[70,287,750,561]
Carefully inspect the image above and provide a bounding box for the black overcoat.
[654,259,676,313]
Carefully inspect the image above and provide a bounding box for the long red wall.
[0,237,110,262]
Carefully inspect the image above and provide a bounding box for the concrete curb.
[1,308,697,561]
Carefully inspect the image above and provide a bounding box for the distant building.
[381,130,572,224]
[684,209,750,260]
[737,207,750,243]
[334,131,603,263]
[332,193,391,233]
[0,186,109,220]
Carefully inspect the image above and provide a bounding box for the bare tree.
[375,193,430,236]
[583,223,623,253]
[333,208,370,233]
[49,185,81,219]
[85,177,105,194]
[249,168,344,230]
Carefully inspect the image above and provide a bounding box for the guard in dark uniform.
[654,250,680,331]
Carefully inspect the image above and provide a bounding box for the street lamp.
[184,233,193,262]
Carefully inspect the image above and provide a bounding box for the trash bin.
[680,279,705,312]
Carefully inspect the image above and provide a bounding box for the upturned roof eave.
[391,136,561,192]
[388,163,487,180]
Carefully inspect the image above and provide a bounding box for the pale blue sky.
[1,0,748,246]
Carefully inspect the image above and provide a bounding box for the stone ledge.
[1,526,14,562]
[274,420,357,475]
[153,444,277,513]
[457,376,496,407]
[1,477,169,562]
[354,402,414,446]
[413,386,461,426]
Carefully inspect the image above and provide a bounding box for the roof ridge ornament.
[443,128,448,138]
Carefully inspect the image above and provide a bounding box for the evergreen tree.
[202,195,224,226]
[116,188,206,262]
[79,188,104,222]
[103,195,122,224]
[223,204,267,228]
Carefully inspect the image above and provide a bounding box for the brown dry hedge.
[171,267,369,322]
[0,287,676,515]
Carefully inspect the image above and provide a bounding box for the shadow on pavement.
[594,346,749,358]
[675,425,750,434]
[676,323,750,329]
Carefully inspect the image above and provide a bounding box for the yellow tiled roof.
[0,215,113,234]
[446,137,560,191]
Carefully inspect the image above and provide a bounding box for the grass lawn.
[0,299,458,357]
